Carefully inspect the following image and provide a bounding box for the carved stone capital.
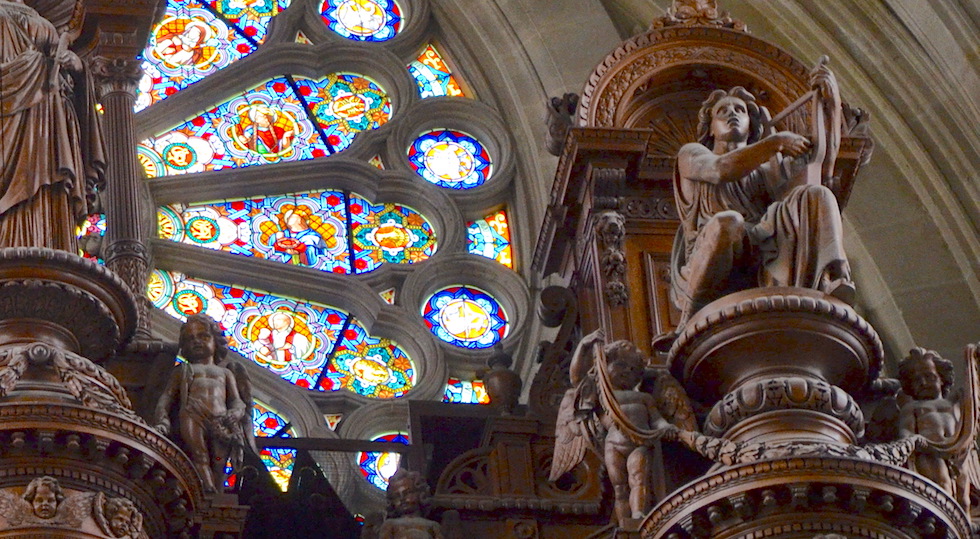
[91,57,143,98]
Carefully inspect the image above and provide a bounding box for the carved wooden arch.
[578,26,815,155]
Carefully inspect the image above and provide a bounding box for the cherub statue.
[153,314,257,493]
[378,468,443,539]
[550,329,697,525]
[895,346,980,513]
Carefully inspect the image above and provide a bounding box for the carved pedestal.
[670,288,882,445]
[0,248,203,537]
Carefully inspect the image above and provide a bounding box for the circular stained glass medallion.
[320,0,402,42]
[422,286,508,349]
[408,129,492,189]
[357,432,409,490]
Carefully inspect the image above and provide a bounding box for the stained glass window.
[76,213,106,263]
[379,288,396,304]
[350,196,437,273]
[443,378,489,404]
[467,209,513,268]
[158,191,435,274]
[140,74,390,177]
[407,129,492,189]
[422,286,508,349]
[320,0,402,42]
[148,270,415,396]
[358,432,409,490]
[409,44,464,99]
[253,401,297,491]
[136,0,291,111]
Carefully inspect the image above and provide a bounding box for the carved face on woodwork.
[898,347,954,400]
[107,499,138,537]
[23,477,64,520]
[179,318,217,363]
[603,340,646,390]
[710,96,750,145]
[386,469,429,518]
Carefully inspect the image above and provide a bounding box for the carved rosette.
[640,457,970,538]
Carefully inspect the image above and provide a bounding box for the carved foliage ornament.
[595,209,629,306]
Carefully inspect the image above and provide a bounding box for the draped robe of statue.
[0,0,104,251]
[669,84,851,327]
[672,168,848,312]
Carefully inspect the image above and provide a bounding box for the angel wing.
[549,378,602,482]
[643,368,698,432]
[0,490,31,526]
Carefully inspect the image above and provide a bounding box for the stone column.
[91,57,151,339]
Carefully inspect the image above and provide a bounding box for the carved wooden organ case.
[530,7,976,539]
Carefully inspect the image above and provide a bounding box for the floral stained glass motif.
[408,44,464,99]
[253,401,297,491]
[443,378,489,404]
[422,286,508,349]
[320,0,402,42]
[147,271,415,397]
[467,209,513,268]
[350,196,437,273]
[358,432,409,490]
[135,0,290,111]
[157,191,435,275]
[407,129,492,189]
[140,74,390,177]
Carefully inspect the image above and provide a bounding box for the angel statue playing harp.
[550,329,697,525]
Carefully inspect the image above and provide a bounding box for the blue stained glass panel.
[407,129,492,189]
[320,0,402,42]
[421,286,508,349]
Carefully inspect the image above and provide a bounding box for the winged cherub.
[550,329,697,524]
[895,345,980,514]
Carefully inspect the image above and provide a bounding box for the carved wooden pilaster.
[91,57,151,338]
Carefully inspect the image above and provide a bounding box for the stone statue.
[153,314,256,493]
[670,59,851,329]
[896,347,980,512]
[23,476,63,519]
[550,329,697,525]
[0,0,105,250]
[378,468,443,539]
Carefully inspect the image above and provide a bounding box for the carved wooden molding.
[640,457,970,538]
